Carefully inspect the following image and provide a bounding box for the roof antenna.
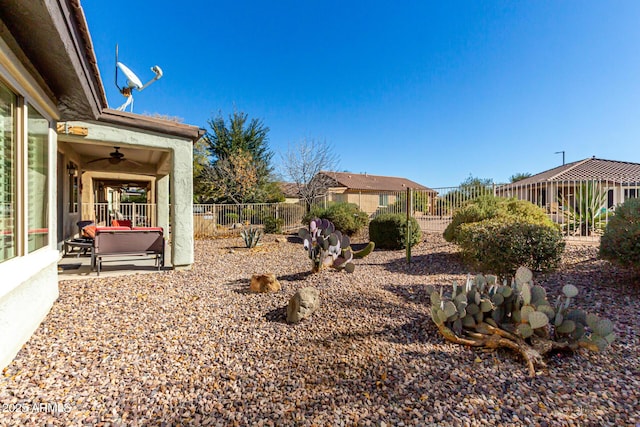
[554,151,565,165]
[114,44,163,112]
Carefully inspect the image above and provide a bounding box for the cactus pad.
[562,284,579,298]
[556,320,576,334]
[528,311,549,329]
[426,266,615,378]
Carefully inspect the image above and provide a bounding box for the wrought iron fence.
[321,178,639,241]
[193,201,306,238]
[81,178,640,241]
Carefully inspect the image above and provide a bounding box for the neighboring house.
[316,171,436,215]
[279,182,303,203]
[496,157,640,214]
[0,0,204,369]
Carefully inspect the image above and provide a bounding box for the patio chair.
[63,220,95,257]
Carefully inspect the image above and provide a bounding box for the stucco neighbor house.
[279,182,303,203]
[0,0,204,369]
[316,171,437,216]
[496,157,640,214]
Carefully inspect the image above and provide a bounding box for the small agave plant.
[298,218,374,273]
[240,226,263,248]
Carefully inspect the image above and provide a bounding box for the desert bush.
[599,198,640,270]
[443,195,555,243]
[263,216,284,234]
[369,213,421,249]
[457,218,565,278]
[225,213,239,224]
[303,202,368,236]
[241,208,256,223]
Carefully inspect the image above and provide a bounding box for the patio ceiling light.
[67,162,78,176]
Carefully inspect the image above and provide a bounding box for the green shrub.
[226,213,239,224]
[263,216,284,234]
[599,198,640,270]
[443,195,555,243]
[241,208,256,223]
[457,218,565,278]
[369,213,422,249]
[303,202,368,236]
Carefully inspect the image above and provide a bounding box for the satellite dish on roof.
[114,44,163,112]
[116,62,144,89]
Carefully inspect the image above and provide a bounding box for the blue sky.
[82,1,640,187]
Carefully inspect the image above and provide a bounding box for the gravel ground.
[1,233,639,426]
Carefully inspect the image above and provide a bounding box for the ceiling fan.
[87,147,141,166]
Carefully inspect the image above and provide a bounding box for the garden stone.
[287,287,320,323]
[249,274,281,293]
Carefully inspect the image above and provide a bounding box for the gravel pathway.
[1,233,638,426]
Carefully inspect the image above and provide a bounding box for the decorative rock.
[249,273,281,293]
[286,287,320,323]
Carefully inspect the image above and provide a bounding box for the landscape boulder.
[287,287,320,323]
[249,273,281,293]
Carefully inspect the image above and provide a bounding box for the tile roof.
[502,157,640,187]
[319,171,434,192]
[278,182,302,198]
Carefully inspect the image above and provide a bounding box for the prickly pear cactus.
[298,218,373,273]
[428,266,616,377]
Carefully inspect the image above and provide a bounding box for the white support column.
[170,145,194,269]
[157,174,170,240]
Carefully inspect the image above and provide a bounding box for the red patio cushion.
[132,227,163,232]
[112,219,132,227]
[95,226,132,233]
[82,225,97,238]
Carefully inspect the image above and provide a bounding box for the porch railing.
[81,203,157,227]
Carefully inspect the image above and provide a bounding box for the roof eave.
[98,108,206,142]
[0,0,107,120]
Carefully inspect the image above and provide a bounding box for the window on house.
[0,83,16,263]
[624,188,638,200]
[379,194,389,207]
[27,104,49,252]
[608,189,614,209]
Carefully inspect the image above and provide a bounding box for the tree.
[433,176,494,217]
[193,139,211,203]
[199,150,259,204]
[280,138,339,210]
[459,175,494,198]
[510,172,532,183]
[195,111,282,203]
[205,111,272,177]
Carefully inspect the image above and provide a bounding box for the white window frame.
[379,193,389,207]
[0,38,59,298]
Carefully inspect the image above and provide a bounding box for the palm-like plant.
[559,181,608,236]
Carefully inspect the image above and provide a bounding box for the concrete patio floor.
[57,246,173,280]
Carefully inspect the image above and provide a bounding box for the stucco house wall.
[0,25,65,369]
[328,190,399,216]
[0,0,203,369]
